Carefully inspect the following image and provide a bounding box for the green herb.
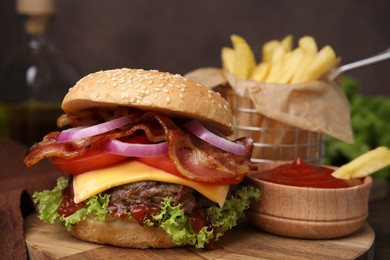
[324,77,390,178]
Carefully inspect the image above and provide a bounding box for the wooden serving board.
[25,214,375,260]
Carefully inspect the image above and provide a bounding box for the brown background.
[1,0,389,96]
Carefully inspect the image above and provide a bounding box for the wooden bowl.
[245,169,372,239]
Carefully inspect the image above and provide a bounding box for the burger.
[24,68,260,249]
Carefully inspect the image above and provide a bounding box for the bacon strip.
[24,112,256,184]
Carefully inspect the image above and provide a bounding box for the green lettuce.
[206,185,260,240]
[153,185,260,248]
[33,177,110,230]
[324,77,390,178]
[152,197,214,248]
[33,177,260,248]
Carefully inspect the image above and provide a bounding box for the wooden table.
[367,179,390,259]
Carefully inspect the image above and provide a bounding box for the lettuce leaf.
[153,197,214,248]
[207,185,260,240]
[33,177,68,224]
[33,177,110,230]
[153,185,261,248]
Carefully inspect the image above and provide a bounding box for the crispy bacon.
[24,112,256,184]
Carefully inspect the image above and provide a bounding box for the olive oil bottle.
[0,0,81,146]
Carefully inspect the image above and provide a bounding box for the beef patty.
[107,181,197,214]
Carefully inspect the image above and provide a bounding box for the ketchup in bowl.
[246,158,371,239]
[254,158,362,188]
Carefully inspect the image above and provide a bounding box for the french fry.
[221,34,337,84]
[221,47,236,74]
[290,53,315,83]
[281,34,293,51]
[299,45,337,82]
[270,44,286,63]
[231,34,256,80]
[276,48,304,84]
[262,40,280,63]
[298,36,318,55]
[265,44,286,82]
[250,62,270,82]
[332,146,390,180]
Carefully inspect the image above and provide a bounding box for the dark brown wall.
[1,0,389,96]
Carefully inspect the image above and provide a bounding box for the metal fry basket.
[217,85,324,164]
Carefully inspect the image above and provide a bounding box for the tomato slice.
[52,149,127,175]
[51,134,174,175]
[137,155,182,177]
[52,134,151,175]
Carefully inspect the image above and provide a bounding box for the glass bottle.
[0,0,81,146]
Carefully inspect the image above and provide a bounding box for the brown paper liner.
[185,67,353,164]
[217,85,323,163]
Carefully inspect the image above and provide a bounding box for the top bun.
[62,68,233,135]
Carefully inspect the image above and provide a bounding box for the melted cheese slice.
[73,160,229,207]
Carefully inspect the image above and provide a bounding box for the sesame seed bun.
[62,68,233,135]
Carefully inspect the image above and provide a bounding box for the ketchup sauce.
[255,158,362,188]
[58,187,86,216]
[130,205,160,225]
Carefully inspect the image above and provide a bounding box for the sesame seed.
[154,87,161,91]
[112,82,118,87]
[179,93,184,99]
[163,88,169,93]
[166,96,171,103]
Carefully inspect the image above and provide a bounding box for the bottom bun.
[70,217,176,248]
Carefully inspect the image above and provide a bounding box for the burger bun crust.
[70,217,176,248]
[62,68,233,135]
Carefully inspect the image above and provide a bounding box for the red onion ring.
[57,115,136,142]
[106,139,169,157]
[185,120,246,156]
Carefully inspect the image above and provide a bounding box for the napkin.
[0,138,58,259]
